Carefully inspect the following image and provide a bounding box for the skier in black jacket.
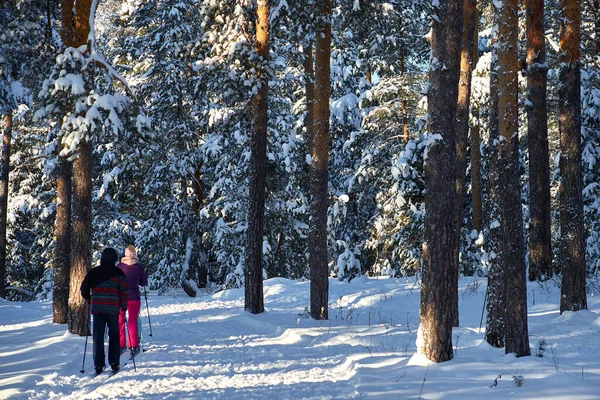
[81,248,129,375]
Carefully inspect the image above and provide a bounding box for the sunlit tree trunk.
[451,0,477,328]
[497,0,530,357]
[559,0,587,314]
[485,25,505,349]
[309,0,331,321]
[245,0,270,314]
[419,0,462,363]
[526,0,552,282]
[53,0,74,324]
[0,112,12,299]
[68,0,93,336]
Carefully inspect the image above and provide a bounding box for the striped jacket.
[81,264,129,315]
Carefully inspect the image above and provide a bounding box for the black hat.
[100,247,119,267]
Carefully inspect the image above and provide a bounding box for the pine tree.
[53,0,74,324]
[419,0,462,363]
[559,0,587,314]
[245,0,270,314]
[68,0,94,336]
[452,0,478,327]
[310,0,332,320]
[526,0,552,282]
[105,0,208,291]
[485,18,505,349]
[496,0,529,356]
[0,112,11,299]
[0,0,58,300]
[470,109,482,233]
[36,0,138,333]
[330,0,429,280]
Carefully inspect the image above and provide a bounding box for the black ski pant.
[92,313,120,370]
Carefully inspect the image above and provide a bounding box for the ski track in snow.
[1,276,600,399]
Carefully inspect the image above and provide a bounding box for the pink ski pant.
[119,300,141,348]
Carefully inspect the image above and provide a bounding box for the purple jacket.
[118,257,148,301]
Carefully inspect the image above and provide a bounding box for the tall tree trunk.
[68,0,93,336]
[419,0,462,363]
[485,28,505,349]
[69,139,92,335]
[497,0,530,357]
[559,0,587,314]
[193,162,208,288]
[53,156,72,323]
[470,111,482,233]
[0,112,12,299]
[245,0,270,314]
[526,0,552,282]
[53,0,75,324]
[451,0,477,328]
[309,0,331,321]
[304,40,315,156]
[61,0,74,47]
[470,10,482,234]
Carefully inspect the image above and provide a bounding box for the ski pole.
[138,315,146,353]
[80,308,91,373]
[124,316,137,372]
[479,284,489,333]
[143,286,153,337]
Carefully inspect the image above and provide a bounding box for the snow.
[1,277,599,399]
[53,73,86,96]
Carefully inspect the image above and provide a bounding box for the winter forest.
[1,0,600,374]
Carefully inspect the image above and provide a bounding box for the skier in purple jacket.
[117,245,148,355]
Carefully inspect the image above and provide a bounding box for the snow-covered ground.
[1,276,599,399]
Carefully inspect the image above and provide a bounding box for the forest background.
[1,0,599,325]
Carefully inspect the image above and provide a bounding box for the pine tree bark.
[419,0,462,363]
[559,0,587,314]
[451,0,477,328]
[0,112,12,299]
[485,29,505,349]
[53,156,71,323]
[245,0,270,314]
[309,0,331,321]
[497,0,530,356]
[69,138,92,335]
[53,0,75,324]
[470,112,482,233]
[303,41,314,155]
[526,0,552,282]
[470,12,482,234]
[61,0,74,47]
[68,0,93,336]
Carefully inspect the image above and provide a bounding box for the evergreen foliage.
[0,0,598,298]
